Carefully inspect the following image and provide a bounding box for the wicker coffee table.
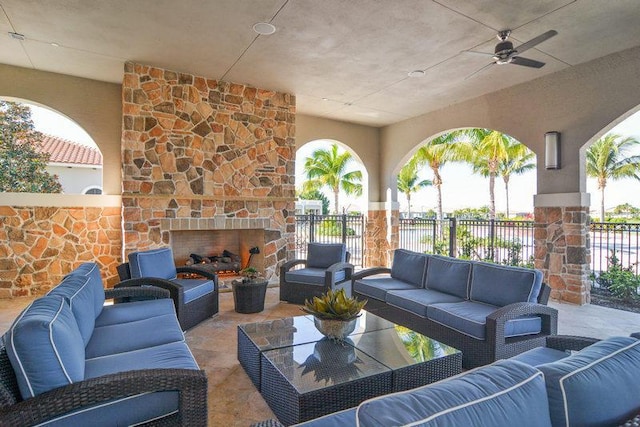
[238,311,462,426]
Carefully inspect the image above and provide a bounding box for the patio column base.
[534,193,591,305]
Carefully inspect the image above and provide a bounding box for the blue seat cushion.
[470,262,543,306]
[427,301,542,340]
[295,408,356,427]
[48,274,98,346]
[356,359,551,427]
[306,243,346,269]
[353,277,419,301]
[390,249,428,287]
[285,268,346,286]
[172,278,215,304]
[424,255,472,299]
[86,313,185,358]
[510,346,570,366]
[85,341,199,378]
[128,247,178,280]
[385,289,464,317]
[6,296,85,399]
[537,337,640,427]
[94,299,176,327]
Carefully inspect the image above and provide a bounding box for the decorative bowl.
[313,316,357,341]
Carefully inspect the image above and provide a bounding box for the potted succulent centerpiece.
[302,289,367,341]
[232,267,268,313]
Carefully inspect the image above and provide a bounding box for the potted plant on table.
[232,267,268,314]
[302,289,367,342]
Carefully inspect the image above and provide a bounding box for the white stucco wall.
[46,165,102,194]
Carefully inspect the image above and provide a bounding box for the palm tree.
[397,160,432,217]
[302,144,363,214]
[499,141,535,218]
[412,132,464,221]
[458,129,511,220]
[586,133,640,222]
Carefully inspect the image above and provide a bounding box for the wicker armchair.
[280,243,353,304]
[117,247,219,330]
[0,286,208,427]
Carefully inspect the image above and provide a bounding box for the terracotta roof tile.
[35,134,102,166]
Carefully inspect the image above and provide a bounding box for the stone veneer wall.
[364,209,399,267]
[534,206,591,304]
[121,63,296,280]
[0,206,121,297]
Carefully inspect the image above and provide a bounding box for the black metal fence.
[590,222,640,278]
[294,214,365,267]
[398,218,535,266]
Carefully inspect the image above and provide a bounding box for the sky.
[26,102,640,215]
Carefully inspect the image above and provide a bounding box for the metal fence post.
[489,218,495,261]
[449,217,457,257]
[342,214,347,244]
[432,220,437,254]
[309,214,315,243]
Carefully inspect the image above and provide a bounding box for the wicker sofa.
[352,249,558,368]
[253,335,640,427]
[0,262,207,426]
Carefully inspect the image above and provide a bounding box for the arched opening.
[0,98,103,195]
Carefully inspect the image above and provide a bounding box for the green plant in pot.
[236,267,261,283]
[302,289,367,341]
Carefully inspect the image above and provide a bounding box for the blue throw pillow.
[390,249,428,287]
[49,274,97,346]
[538,336,640,427]
[306,243,346,269]
[424,255,471,299]
[129,247,178,280]
[6,296,85,399]
[470,262,543,306]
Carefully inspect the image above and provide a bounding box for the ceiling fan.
[465,29,558,79]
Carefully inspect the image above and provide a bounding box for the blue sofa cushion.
[385,289,464,317]
[390,249,428,287]
[172,278,216,303]
[6,296,85,399]
[470,262,543,306]
[354,277,418,301]
[128,247,178,280]
[295,408,356,427]
[285,268,346,286]
[356,360,551,427]
[427,301,542,340]
[538,337,640,427]
[510,346,570,366]
[85,341,199,378]
[424,256,472,299]
[86,313,185,358]
[306,243,346,269]
[94,298,176,327]
[48,274,98,346]
[64,262,105,316]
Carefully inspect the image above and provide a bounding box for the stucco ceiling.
[1,0,639,127]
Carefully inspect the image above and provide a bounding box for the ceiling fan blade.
[464,62,495,80]
[510,56,546,68]
[514,30,557,54]
[463,49,495,56]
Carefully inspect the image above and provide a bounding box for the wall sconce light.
[545,131,561,169]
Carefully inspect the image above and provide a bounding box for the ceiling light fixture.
[253,22,276,35]
[8,32,25,41]
[408,70,425,77]
[50,42,60,47]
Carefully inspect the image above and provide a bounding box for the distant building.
[35,134,103,194]
[295,199,322,214]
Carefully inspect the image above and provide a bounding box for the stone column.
[364,202,399,267]
[534,193,591,305]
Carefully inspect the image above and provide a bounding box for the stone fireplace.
[121,62,296,281]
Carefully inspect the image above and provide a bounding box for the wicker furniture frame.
[279,252,353,304]
[117,262,219,330]
[353,268,558,368]
[0,286,208,426]
[238,312,462,426]
[232,280,268,313]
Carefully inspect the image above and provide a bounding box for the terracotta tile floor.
[1,288,639,426]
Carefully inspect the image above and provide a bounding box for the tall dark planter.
[232,280,268,313]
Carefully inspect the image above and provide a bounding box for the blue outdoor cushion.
[385,288,464,317]
[48,274,98,346]
[94,298,176,327]
[538,336,640,427]
[390,249,428,287]
[356,359,551,427]
[427,301,541,340]
[172,278,215,303]
[85,341,199,378]
[86,313,185,358]
[424,255,472,299]
[470,262,543,306]
[295,408,356,426]
[285,268,346,286]
[306,243,346,269]
[64,262,105,316]
[510,346,570,366]
[353,277,418,301]
[128,247,178,280]
[6,296,85,399]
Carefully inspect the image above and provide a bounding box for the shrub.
[596,251,640,301]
